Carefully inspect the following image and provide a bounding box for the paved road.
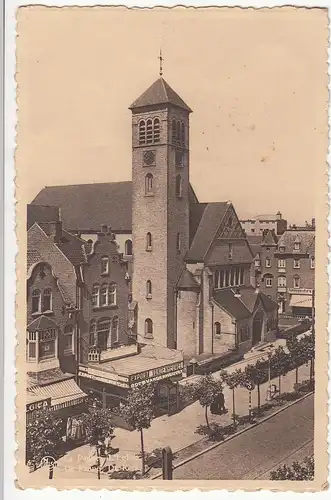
[173,394,314,480]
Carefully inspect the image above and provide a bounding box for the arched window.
[64,324,74,354]
[92,284,100,307]
[278,275,286,288]
[264,273,273,288]
[108,282,117,305]
[112,316,119,343]
[293,275,300,288]
[146,232,152,251]
[176,175,182,197]
[146,280,152,298]
[100,283,108,307]
[145,173,153,195]
[125,239,132,256]
[153,118,160,143]
[139,120,146,144]
[214,322,221,336]
[146,119,153,144]
[97,318,111,350]
[176,121,181,143]
[145,318,153,339]
[43,288,52,312]
[172,120,177,143]
[32,289,41,314]
[180,122,185,144]
[310,256,315,269]
[176,233,181,253]
[89,320,96,346]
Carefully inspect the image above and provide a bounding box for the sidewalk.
[41,342,312,480]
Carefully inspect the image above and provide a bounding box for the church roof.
[31,182,199,233]
[27,204,60,230]
[185,202,231,263]
[176,269,200,290]
[213,289,252,320]
[129,77,192,112]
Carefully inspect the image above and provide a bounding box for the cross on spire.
[159,49,163,77]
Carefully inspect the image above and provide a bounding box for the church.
[31,74,279,362]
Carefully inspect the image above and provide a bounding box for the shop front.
[288,288,313,318]
[26,375,88,447]
[78,345,184,423]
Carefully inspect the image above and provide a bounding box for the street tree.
[222,368,244,426]
[286,333,306,385]
[120,382,155,476]
[80,406,115,448]
[300,332,315,382]
[270,345,291,395]
[26,408,64,467]
[188,374,224,429]
[270,456,314,480]
[242,360,267,411]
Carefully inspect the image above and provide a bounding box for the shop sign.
[26,397,51,413]
[130,361,184,385]
[78,369,129,389]
[288,288,313,295]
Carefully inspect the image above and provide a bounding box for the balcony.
[88,344,138,363]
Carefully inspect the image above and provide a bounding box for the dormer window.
[294,241,301,251]
[279,246,285,253]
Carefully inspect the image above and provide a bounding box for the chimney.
[48,221,62,243]
[312,218,315,229]
[276,211,282,220]
[100,224,107,234]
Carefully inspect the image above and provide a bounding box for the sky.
[16,6,328,224]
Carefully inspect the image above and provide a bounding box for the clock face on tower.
[143,150,156,166]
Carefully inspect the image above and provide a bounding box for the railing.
[88,347,101,362]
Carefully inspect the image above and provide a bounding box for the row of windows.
[138,119,186,146]
[255,257,315,269]
[214,268,245,289]
[27,325,74,362]
[263,274,301,288]
[92,283,117,308]
[31,288,52,314]
[89,317,119,349]
[144,173,183,197]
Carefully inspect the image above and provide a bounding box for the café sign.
[130,361,184,385]
[26,397,51,413]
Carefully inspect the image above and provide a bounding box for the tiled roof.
[259,293,278,312]
[177,269,200,290]
[238,285,259,313]
[129,77,192,112]
[57,230,88,266]
[213,289,252,320]
[185,202,230,262]
[27,204,60,230]
[32,182,199,233]
[277,230,315,254]
[261,229,278,246]
[27,248,43,271]
[27,315,58,331]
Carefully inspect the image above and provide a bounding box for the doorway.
[252,310,264,345]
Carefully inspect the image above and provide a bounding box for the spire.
[159,49,163,77]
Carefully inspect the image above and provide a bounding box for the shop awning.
[290,294,312,308]
[27,378,87,411]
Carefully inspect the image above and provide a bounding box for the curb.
[149,390,314,480]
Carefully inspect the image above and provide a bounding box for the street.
[173,393,314,480]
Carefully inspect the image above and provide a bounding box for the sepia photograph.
[15,5,328,491]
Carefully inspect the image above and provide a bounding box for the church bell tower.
[129,71,192,349]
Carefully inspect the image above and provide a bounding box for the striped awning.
[27,378,87,411]
[290,294,312,308]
